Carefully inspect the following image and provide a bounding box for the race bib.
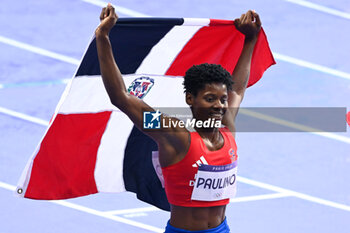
[191,162,237,201]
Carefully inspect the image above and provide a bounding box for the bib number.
[191,162,237,201]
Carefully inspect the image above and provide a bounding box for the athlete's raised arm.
[223,10,261,131]
[95,4,189,166]
[95,4,153,129]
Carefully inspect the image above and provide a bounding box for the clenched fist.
[95,3,118,36]
[234,10,261,41]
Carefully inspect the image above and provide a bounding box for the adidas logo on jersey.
[192,156,208,167]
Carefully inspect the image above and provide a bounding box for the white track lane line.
[52,200,163,232]
[0,181,16,191]
[81,0,151,17]
[273,53,350,80]
[286,0,350,20]
[104,193,290,215]
[0,106,49,126]
[0,181,163,233]
[239,109,350,144]
[0,35,79,65]
[105,206,160,215]
[238,177,350,212]
[229,193,290,203]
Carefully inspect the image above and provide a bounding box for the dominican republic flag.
[17,18,275,211]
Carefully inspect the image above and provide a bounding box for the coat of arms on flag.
[127,76,154,99]
[16,17,275,211]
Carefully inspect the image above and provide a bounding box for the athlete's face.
[186,83,228,122]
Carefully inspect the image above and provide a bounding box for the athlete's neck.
[195,127,221,142]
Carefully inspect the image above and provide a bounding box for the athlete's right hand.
[95,3,118,36]
[234,10,261,42]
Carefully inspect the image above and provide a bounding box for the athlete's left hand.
[234,10,261,42]
[95,3,118,36]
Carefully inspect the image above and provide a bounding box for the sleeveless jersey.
[161,127,238,207]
